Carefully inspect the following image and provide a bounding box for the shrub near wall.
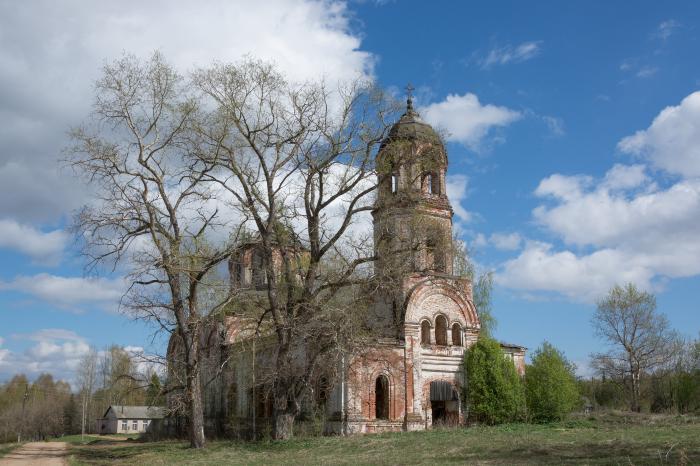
[525,342,579,422]
[464,337,526,425]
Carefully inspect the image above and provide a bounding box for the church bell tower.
[373,90,454,282]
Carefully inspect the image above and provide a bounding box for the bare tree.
[77,348,98,439]
[591,283,679,412]
[66,53,242,448]
[191,59,398,439]
[452,236,496,336]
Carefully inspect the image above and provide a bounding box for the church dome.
[382,97,442,147]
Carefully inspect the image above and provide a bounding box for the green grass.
[52,433,140,445]
[67,413,700,465]
[0,442,20,457]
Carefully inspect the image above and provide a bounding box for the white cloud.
[498,164,700,301]
[481,41,542,69]
[636,66,658,78]
[0,273,125,312]
[446,174,472,223]
[0,219,67,265]
[654,19,680,41]
[497,241,655,302]
[0,329,91,386]
[499,94,700,301]
[420,93,521,151]
[542,115,565,137]
[618,91,700,178]
[0,0,374,224]
[489,232,522,251]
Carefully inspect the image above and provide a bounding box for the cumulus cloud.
[0,0,374,225]
[0,329,91,385]
[618,91,700,178]
[489,232,522,251]
[480,41,542,69]
[446,174,472,223]
[498,93,700,301]
[0,273,125,312]
[420,93,521,151]
[498,164,700,301]
[0,219,68,265]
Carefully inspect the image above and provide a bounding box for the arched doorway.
[375,375,389,420]
[430,381,459,426]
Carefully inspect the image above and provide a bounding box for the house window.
[375,375,389,420]
[452,323,462,346]
[391,174,398,194]
[144,420,150,429]
[435,315,447,346]
[121,421,127,431]
[420,320,431,345]
[132,420,138,431]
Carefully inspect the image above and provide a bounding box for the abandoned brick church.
[168,95,525,435]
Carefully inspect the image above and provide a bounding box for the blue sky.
[1,0,699,383]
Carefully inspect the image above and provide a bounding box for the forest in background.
[0,345,163,442]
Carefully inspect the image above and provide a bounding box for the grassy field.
[66,413,700,465]
[51,434,139,445]
[0,443,19,457]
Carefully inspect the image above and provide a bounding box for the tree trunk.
[186,328,206,449]
[273,411,295,440]
[630,370,641,413]
[272,379,298,440]
[188,375,206,448]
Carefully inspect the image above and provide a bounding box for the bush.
[464,336,526,424]
[525,341,579,422]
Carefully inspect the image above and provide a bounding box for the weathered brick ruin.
[167,95,525,436]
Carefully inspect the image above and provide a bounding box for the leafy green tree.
[146,373,165,406]
[464,336,526,424]
[525,342,579,422]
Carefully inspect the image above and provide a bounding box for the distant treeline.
[464,284,700,425]
[0,345,164,443]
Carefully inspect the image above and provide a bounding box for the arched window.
[435,315,448,346]
[452,323,462,346]
[423,172,440,195]
[375,375,389,420]
[424,173,433,194]
[421,320,431,345]
[316,376,330,408]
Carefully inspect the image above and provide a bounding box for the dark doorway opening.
[431,400,447,424]
[430,381,458,426]
[375,375,389,420]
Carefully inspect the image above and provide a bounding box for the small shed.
[96,405,165,435]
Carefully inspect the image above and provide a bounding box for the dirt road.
[0,442,68,466]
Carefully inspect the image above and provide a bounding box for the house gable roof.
[103,405,165,419]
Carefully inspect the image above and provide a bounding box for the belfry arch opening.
[452,323,462,346]
[435,315,448,346]
[423,171,440,195]
[375,375,389,420]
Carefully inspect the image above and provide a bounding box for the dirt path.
[0,442,68,466]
